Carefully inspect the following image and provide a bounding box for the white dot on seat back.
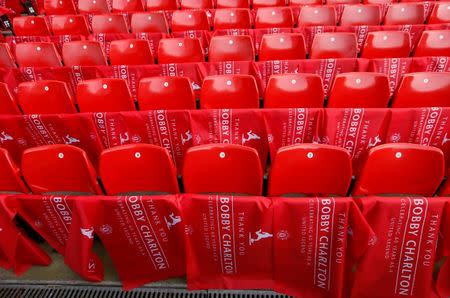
[103,84,108,89]
[423,78,429,83]
[36,46,41,51]
[93,0,96,3]
[401,7,405,12]
[439,35,444,40]
[178,42,183,47]
[129,43,134,48]
[357,8,362,13]
[219,152,226,158]
[383,35,388,40]
[148,16,152,20]
[307,152,314,159]
[291,79,296,84]
[44,86,49,91]
[229,40,234,45]
[226,80,232,86]
[31,20,35,24]
[58,153,64,159]
[69,18,74,23]
[164,82,169,87]
[314,10,318,14]
[230,12,235,17]
[395,152,402,159]
[83,45,88,49]
[356,78,361,84]
[135,152,141,158]
[108,17,112,22]
[330,37,335,42]
[271,11,276,15]
[280,38,284,43]
[188,14,192,18]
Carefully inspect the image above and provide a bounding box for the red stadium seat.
[0,83,21,115]
[15,42,62,67]
[171,10,210,32]
[200,74,259,109]
[264,73,324,108]
[78,0,110,13]
[216,0,249,8]
[91,14,129,33]
[146,0,178,10]
[428,2,450,24]
[77,78,135,112]
[109,39,154,65]
[414,30,450,57]
[214,8,252,29]
[180,0,213,9]
[0,148,28,193]
[158,38,204,63]
[254,7,294,28]
[310,32,357,59]
[327,0,359,4]
[360,31,411,58]
[208,35,254,61]
[130,12,169,33]
[290,0,322,5]
[353,143,445,196]
[13,16,51,36]
[138,76,196,110]
[112,0,144,11]
[268,144,352,196]
[99,144,179,195]
[44,0,77,14]
[253,0,286,8]
[383,3,425,25]
[62,41,107,66]
[17,80,77,114]
[327,72,391,108]
[22,145,102,195]
[340,4,381,26]
[0,43,16,68]
[298,5,336,26]
[259,33,306,61]
[50,15,91,36]
[392,72,450,108]
[182,144,263,195]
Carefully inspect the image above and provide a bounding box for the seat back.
[13,16,51,36]
[78,0,110,13]
[15,42,62,67]
[208,35,255,61]
[146,0,178,10]
[214,8,252,29]
[428,2,450,24]
[18,80,77,114]
[44,0,77,14]
[158,38,204,63]
[264,73,324,108]
[268,144,352,196]
[91,14,129,33]
[0,148,28,193]
[130,12,169,33]
[392,72,450,108]
[353,143,445,196]
[180,0,213,9]
[290,0,322,5]
[100,144,179,195]
[361,31,411,58]
[182,144,263,195]
[414,30,450,57]
[0,43,16,68]
[77,78,135,112]
[216,0,249,8]
[298,5,336,26]
[51,15,91,36]
[171,10,210,32]
[310,32,357,59]
[138,76,196,110]
[255,7,294,28]
[200,74,259,109]
[62,41,108,66]
[252,0,285,8]
[0,83,21,115]
[340,4,381,26]
[327,72,391,108]
[112,0,144,11]
[384,3,425,25]
[259,33,306,61]
[21,145,102,195]
[109,39,154,65]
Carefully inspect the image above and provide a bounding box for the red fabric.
[319,108,391,175]
[92,111,192,173]
[181,194,273,290]
[0,114,104,167]
[16,195,104,281]
[436,198,450,297]
[412,56,450,72]
[262,108,322,160]
[368,58,414,96]
[96,195,185,291]
[294,26,337,54]
[387,107,450,169]
[273,197,375,298]
[189,109,268,169]
[0,195,51,275]
[351,197,447,298]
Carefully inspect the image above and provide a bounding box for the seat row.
[14,2,450,36]
[1,30,448,68]
[0,72,448,115]
[0,142,447,196]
